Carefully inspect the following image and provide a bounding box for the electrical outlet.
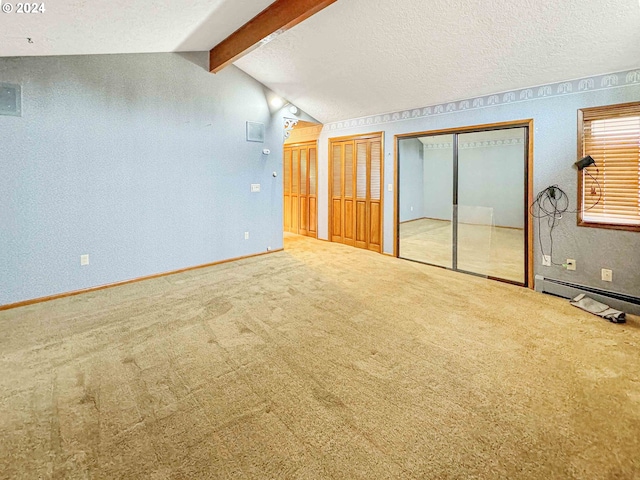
[267,246,271,251]
[601,268,613,282]
[566,259,576,271]
[244,232,249,240]
[80,254,89,266]
[251,184,260,193]
[410,206,414,212]
[542,255,551,266]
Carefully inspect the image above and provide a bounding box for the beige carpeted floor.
[1,234,639,479]
[399,218,525,283]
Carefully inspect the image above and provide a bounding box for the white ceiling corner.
[0,0,275,57]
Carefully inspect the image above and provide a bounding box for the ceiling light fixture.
[270,97,284,109]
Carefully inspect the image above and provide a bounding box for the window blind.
[580,103,640,228]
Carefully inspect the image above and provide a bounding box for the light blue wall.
[318,70,640,296]
[416,130,525,229]
[421,145,453,222]
[398,138,424,222]
[402,136,524,228]
[457,141,525,229]
[0,52,313,306]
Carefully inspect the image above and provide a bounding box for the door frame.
[393,119,534,289]
[284,140,319,237]
[328,131,385,252]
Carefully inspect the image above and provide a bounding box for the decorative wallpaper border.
[326,69,640,132]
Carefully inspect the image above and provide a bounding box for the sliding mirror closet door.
[457,129,526,283]
[398,134,454,267]
[397,125,529,286]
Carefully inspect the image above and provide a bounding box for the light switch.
[251,184,261,192]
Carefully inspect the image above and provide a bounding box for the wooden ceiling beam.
[209,0,337,74]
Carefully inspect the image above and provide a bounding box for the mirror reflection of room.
[399,134,453,268]
[398,128,526,284]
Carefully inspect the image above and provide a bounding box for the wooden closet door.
[291,148,299,233]
[299,147,309,236]
[284,141,318,238]
[308,146,317,237]
[368,139,382,252]
[355,140,368,250]
[284,147,292,232]
[329,133,383,253]
[331,143,343,242]
[343,142,355,246]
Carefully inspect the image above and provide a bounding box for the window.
[578,102,640,231]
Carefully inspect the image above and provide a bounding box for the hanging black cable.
[530,165,602,266]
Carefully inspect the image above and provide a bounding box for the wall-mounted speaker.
[246,121,265,143]
[0,83,21,117]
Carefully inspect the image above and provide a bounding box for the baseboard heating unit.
[535,276,640,317]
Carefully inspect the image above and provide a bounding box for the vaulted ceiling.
[1,0,639,124]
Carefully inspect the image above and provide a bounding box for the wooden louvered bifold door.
[283,142,318,237]
[299,148,308,235]
[368,139,382,251]
[284,148,292,232]
[331,143,343,242]
[355,141,368,249]
[329,133,383,253]
[343,142,355,246]
[308,146,317,236]
[291,149,299,233]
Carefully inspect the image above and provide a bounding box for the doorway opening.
[395,120,533,287]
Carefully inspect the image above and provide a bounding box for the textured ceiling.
[235,0,640,123]
[2,0,639,124]
[0,0,274,57]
